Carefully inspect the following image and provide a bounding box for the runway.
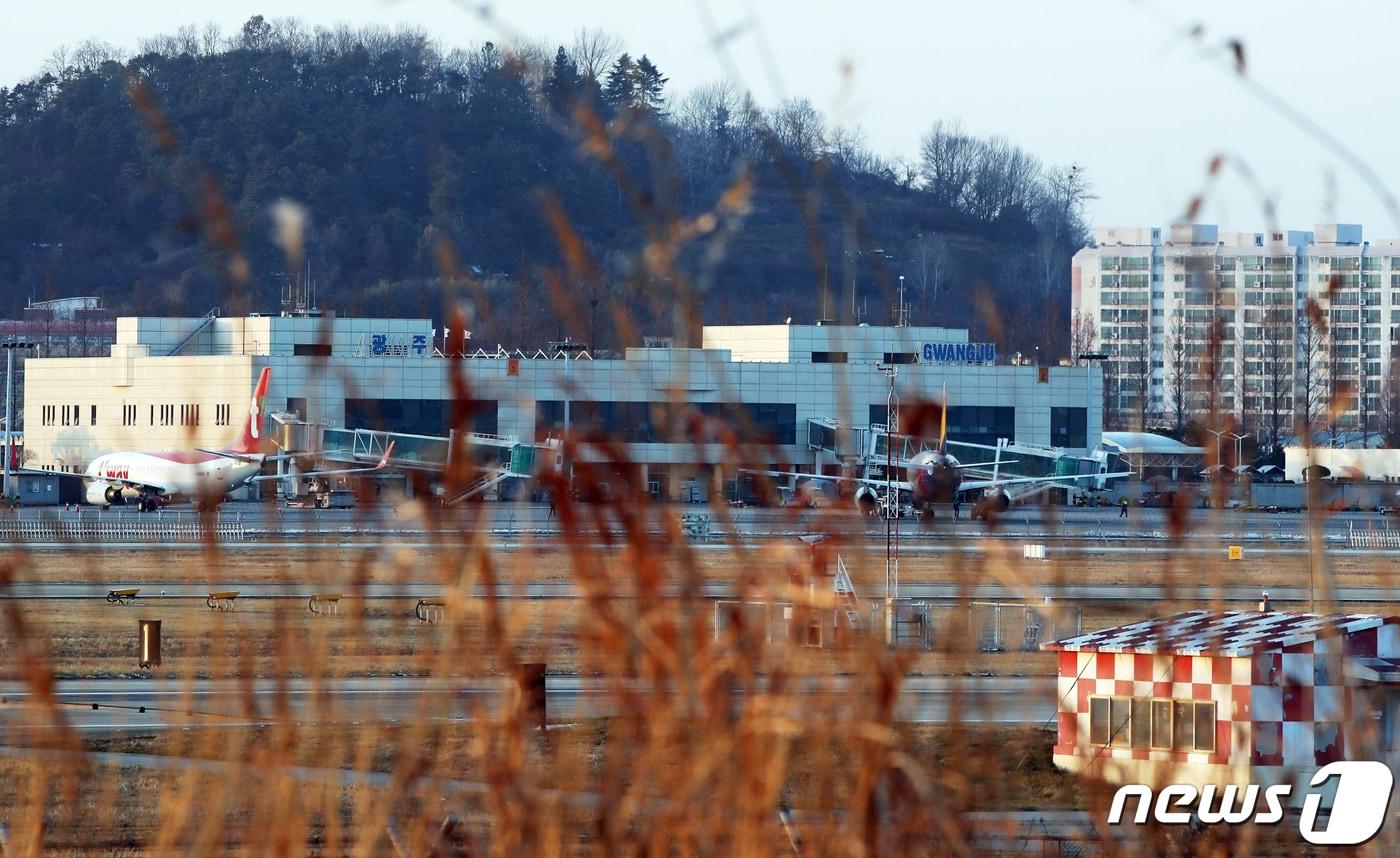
[1,581,1394,604]
[0,675,1057,735]
[1,502,1394,543]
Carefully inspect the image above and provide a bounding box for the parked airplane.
[83,368,392,510]
[750,399,1128,519]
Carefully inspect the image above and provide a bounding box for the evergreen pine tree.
[634,55,667,115]
[601,53,636,111]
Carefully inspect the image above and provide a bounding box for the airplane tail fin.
[224,367,271,455]
[939,383,948,453]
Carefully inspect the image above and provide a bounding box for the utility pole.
[3,340,35,502]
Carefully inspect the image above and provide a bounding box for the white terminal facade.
[21,315,1102,498]
[1072,223,1400,436]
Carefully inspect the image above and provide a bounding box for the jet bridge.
[806,419,938,471]
[272,418,558,501]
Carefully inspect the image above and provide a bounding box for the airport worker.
[1119,496,1129,518]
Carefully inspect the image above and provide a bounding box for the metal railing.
[1347,523,1400,550]
[165,307,220,356]
[0,509,246,542]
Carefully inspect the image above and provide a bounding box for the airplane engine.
[853,485,879,515]
[972,490,1011,520]
[87,483,126,506]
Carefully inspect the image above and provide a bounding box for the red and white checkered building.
[1042,611,1400,786]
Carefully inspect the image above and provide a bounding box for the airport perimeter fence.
[713,600,934,649]
[971,601,1082,653]
[0,510,246,543]
[712,599,1078,652]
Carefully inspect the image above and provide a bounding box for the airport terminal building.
[21,314,1102,499]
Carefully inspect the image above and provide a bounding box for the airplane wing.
[199,449,307,463]
[739,468,914,493]
[247,442,396,483]
[954,460,1019,470]
[199,448,261,461]
[960,471,1136,492]
[95,475,179,495]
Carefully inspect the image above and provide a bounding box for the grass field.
[3,504,1396,853]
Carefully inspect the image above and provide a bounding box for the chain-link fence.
[971,602,1082,652]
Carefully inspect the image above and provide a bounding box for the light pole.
[3,340,35,502]
[876,363,899,645]
[1078,353,1109,452]
[1205,428,1245,476]
[549,337,587,495]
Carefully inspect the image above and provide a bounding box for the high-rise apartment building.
[1072,224,1400,441]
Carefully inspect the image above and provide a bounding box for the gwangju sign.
[921,342,996,364]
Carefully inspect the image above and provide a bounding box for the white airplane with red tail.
[83,368,392,511]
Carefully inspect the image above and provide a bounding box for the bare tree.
[1165,315,1191,431]
[137,33,179,57]
[887,156,919,189]
[200,22,223,56]
[766,98,827,163]
[673,81,748,198]
[268,17,312,54]
[909,233,957,312]
[1296,297,1330,445]
[1033,164,1092,302]
[69,38,122,73]
[828,125,881,175]
[1260,306,1293,447]
[1126,335,1153,430]
[1069,309,1097,364]
[1381,342,1400,447]
[571,28,621,80]
[173,24,203,56]
[917,120,978,211]
[41,45,71,77]
[503,38,553,91]
[1102,354,1125,431]
[963,137,1041,221]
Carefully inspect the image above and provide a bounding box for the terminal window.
[345,398,497,437]
[538,401,659,444]
[946,406,1015,448]
[1051,407,1087,449]
[811,351,848,363]
[535,400,796,446]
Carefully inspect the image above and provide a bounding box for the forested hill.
[0,17,1089,357]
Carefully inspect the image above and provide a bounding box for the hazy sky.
[6,0,1400,235]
